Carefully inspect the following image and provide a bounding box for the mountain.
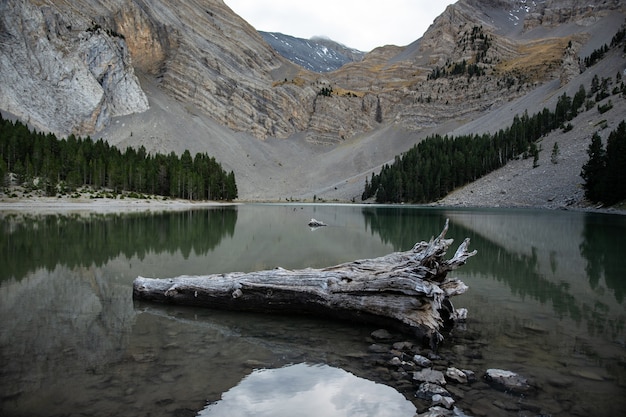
[260,32,365,73]
[0,0,625,205]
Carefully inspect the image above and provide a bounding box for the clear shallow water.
[0,204,624,416]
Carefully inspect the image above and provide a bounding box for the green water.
[0,204,624,416]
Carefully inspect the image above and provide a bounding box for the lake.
[0,204,624,416]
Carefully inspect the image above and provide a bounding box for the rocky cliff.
[1,0,625,202]
[0,0,149,137]
[2,0,623,142]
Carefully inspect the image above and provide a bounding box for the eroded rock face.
[1,0,624,144]
[0,0,148,137]
[523,0,623,30]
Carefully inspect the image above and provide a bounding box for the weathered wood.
[133,220,476,347]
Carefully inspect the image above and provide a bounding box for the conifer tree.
[603,121,626,204]
[580,132,606,202]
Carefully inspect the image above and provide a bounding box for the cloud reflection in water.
[198,363,416,417]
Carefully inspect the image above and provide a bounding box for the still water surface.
[0,204,624,416]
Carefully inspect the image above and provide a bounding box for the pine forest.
[0,116,238,201]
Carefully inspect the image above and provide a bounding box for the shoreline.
[1,195,624,217]
[0,195,236,214]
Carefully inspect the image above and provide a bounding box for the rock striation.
[1,0,625,146]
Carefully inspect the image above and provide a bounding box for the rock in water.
[484,369,532,393]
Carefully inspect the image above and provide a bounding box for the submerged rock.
[484,368,533,393]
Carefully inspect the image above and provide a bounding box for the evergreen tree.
[580,132,606,202]
[551,142,560,164]
[603,121,626,204]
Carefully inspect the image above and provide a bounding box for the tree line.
[580,121,626,205]
[0,115,237,201]
[583,23,626,67]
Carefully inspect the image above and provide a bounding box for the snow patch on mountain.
[260,32,364,73]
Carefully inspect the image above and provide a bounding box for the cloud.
[224,0,456,51]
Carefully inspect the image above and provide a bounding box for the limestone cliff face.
[0,0,148,137]
[522,0,624,30]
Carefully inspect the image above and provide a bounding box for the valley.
[1,0,625,208]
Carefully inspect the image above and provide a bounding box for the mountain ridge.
[1,0,625,206]
[260,32,365,73]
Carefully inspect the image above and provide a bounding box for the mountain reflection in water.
[198,363,416,417]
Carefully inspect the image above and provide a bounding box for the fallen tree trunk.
[133,220,476,347]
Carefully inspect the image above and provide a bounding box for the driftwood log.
[133,220,476,347]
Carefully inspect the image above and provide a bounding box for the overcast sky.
[224,0,457,51]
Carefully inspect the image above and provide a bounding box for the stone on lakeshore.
[432,394,455,409]
[413,354,433,368]
[416,382,451,400]
[446,367,468,384]
[414,368,446,385]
